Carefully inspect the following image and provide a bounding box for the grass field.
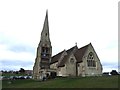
[2,73,27,77]
[2,75,119,88]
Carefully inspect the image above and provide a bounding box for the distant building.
[33,11,103,80]
[25,70,33,75]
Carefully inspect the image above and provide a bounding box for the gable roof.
[58,55,67,67]
[75,44,89,63]
[66,45,78,54]
[50,50,65,64]
[50,43,90,67]
[58,45,78,67]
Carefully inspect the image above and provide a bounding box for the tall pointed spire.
[43,9,48,29]
[40,10,50,42]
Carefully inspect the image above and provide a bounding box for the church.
[33,11,103,80]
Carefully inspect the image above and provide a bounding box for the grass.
[2,75,119,88]
[2,73,27,77]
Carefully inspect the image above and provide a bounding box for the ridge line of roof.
[78,43,90,50]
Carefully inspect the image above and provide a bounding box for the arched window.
[87,52,96,67]
[70,58,74,64]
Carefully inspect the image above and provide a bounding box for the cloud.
[102,62,118,69]
[103,67,118,73]
[8,44,34,53]
[1,60,34,71]
[0,31,36,71]
[0,50,35,62]
[0,43,35,63]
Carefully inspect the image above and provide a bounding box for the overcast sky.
[0,0,118,72]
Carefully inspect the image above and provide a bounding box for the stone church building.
[33,11,103,80]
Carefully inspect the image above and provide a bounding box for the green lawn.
[2,75,119,88]
[2,73,27,77]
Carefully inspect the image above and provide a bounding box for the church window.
[87,52,96,67]
[87,60,90,66]
[42,47,49,53]
[93,61,96,67]
[42,48,45,53]
[46,33,47,36]
[46,48,49,53]
[70,58,74,63]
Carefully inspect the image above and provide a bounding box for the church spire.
[44,9,48,28]
[40,10,50,42]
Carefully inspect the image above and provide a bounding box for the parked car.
[13,76,19,80]
[9,76,14,80]
[2,76,9,80]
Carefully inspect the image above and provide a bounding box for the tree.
[15,71,19,74]
[110,70,119,75]
[19,68,25,73]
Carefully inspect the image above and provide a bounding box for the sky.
[0,0,119,72]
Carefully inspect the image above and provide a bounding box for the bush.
[103,72,109,76]
[110,70,119,75]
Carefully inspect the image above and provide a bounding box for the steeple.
[33,10,52,80]
[39,10,52,68]
[40,10,50,43]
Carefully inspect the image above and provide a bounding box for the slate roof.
[75,44,89,63]
[58,55,67,67]
[58,46,78,67]
[50,50,64,64]
[50,43,90,67]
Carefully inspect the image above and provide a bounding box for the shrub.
[110,70,119,75]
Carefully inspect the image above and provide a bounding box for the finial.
[46,9,48,14]
[75,42,77,46]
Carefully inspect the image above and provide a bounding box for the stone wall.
[65,54,77,76]
[50,62,58,69]
[82,44,102,76]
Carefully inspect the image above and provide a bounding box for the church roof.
[74,44,89,63]
[58,46,77,67]
[50,43,90,67]
[50,50,64,64]
[66,45,77,54]
[58,55,67,67]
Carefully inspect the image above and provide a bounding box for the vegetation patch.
[2,75,119,88]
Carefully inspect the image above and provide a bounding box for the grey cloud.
[8,44,35,53]
[0,33,35,53]
[102,62,118,69]
[1,60,33,66]
[1,60,34,70]
[0,33,14,44]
